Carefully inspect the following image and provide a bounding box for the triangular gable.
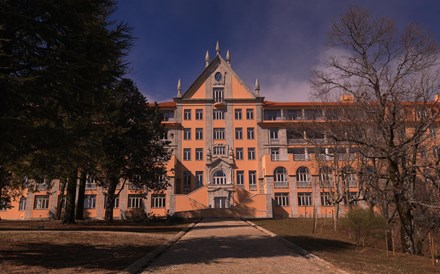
[180,54,257,100]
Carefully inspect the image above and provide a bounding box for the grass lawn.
[253,218,439,274]
[0,219,191,273]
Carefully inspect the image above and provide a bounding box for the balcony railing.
[297,180,311,187]
[288,138,306,144]
[274,181,289,189]
[293,154,309,161]
[85,183,97,190]
[317,154,334,161]
[271,155,289,161]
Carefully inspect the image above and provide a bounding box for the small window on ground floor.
[128,194,144,208]
[151,194,166,208]
[275,193,289,207]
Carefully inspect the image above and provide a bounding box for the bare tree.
[311,6,440,254]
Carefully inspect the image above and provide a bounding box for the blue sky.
[111,0,440,102]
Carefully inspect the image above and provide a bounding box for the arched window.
[296,167,310,184]
[213,170,227,184]
[274,167,287,183]
[342,166,357,187]
[319,167,334,187]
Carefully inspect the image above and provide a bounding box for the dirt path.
[142,218,344,274]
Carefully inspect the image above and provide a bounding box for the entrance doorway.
[214,197,228,208]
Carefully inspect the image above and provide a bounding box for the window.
[236,148,244,160]
[248,147,255,160]
[429,128,437,138]
[321,192,332,206]
[196,171,204,187]
[213,170,227,184]
[34,195,49,209]
[342,166,357,188]
[196,148,203,160]
[19,197,27,211]
[128,195,143,208]
[213,145,226,155]
[196,128,203,140]
[236,171,244,186]
[270,128,279,140]
[84,195,96,209]
[213,88,224,102]
[249,171,257,186]
[319,167,334,187]
[246,109,254,120]
[275,193,289,207]
[235,109,242,120]
[274,167,287,183]
[434,146,440,159]
[235,128,243,139]
[184,171,191,190]
[0,201,8,211]
[104,195,119,208]
[184,109,191,120]
[184,128,191,140]
[296,167,310,185]
[196,109,203,120]
[213,109,225,120]
[271,148,280,161]
[183,148,191,160]
[151,194,166,208]
[298,192,312,206]
[348,192,359,206]
[247,127,255,139]
[213,128,225,139]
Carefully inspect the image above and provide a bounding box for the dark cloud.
[112,0,440,102]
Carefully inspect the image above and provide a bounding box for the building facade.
[0,45,375,220]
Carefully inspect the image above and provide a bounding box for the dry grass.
[0,219,191,273]
[253,218,439,274]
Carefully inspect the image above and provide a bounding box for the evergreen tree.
[0,0,131,223]
[95,79,170,223]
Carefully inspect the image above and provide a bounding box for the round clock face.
[215,72,222,81]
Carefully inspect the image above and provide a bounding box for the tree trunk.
[63,170,78,224]
[55,179,66,220]
[397,200,417,254]
[104,175,118,223]
[75,172,87,220]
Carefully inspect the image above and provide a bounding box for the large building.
[0,44,381,220]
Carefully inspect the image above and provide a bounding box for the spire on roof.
[177,79,182,98]
[226,50,230,64]
[255,78,260,96]
[215,40,220,56]
[205,50,210,68]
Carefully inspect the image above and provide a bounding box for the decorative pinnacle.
[215,41,220,55]
[226,50,230,64]
[205,50,210,68]
[255,78,260,96]
[177,79,182,97]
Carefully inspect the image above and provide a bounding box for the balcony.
[317,154,334,161]
[297,180,311,188]
[348,179,357,188]
[85,182,97,190]
[288,138,306,144]
[271,155,289,161]
[293,154,309,161]
[274,181,289,189]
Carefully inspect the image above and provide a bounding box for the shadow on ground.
[0,242,161,271]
